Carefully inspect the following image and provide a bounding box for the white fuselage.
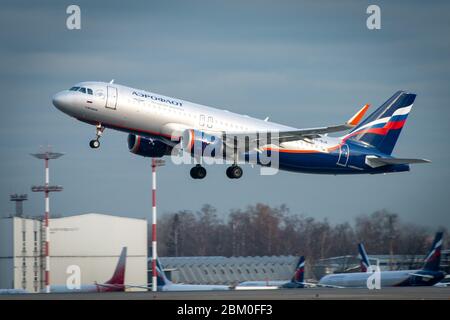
[319,270,417,288]
[237,280,290,287]
[52,81,340,152]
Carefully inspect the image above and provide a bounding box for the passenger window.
[87,88,93,95]
[79,87,86,93]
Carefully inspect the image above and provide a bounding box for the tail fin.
[358,243,371,272]
[290,256,305,283]
[106,247,127,286]
[155,258,172,286]
[345,91,416,155]
[423,232,443,271]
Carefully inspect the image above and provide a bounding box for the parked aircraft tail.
[358,243,371,272]
[290,256,305,283]
[105,247,127,286]
[422,232,443,272]
[155,258,172,286]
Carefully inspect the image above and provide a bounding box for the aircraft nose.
[52,91,71,111]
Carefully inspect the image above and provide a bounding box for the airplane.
[358,239,450,288]
[235,256,306,289]
[150,259,231,291]
[317,232,446,288]
[49,247,127,293]
[0,247,127,294]
[52,81,430,179]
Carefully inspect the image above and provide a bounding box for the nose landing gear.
[89,124,105,149]
[89,139,100,149]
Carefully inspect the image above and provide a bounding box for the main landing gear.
[189,164,244,179]
[190,164,207,179]
[226,165,243,179]
[89,124,105,149]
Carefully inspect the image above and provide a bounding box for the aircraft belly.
[277,151,352,174]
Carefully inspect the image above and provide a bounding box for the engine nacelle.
[182,129,223,158]
[127,134,172,158]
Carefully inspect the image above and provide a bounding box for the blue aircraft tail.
[358,243,371,272]
[154,258,172,286]
[290,256,305,283]
[422,232,443,272]
[345,91,416,155]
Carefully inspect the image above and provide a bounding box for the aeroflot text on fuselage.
[132,91,183,107]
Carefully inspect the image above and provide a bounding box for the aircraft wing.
[296,281,345,289]
[408,273,435,279]
[123,284,153,290]
[223,104,369,145]
[366,156,431,168]
[94,283,126,289]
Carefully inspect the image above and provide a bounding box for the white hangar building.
[0,213,147,292]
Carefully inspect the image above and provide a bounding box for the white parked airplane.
[152,259,231,291]
[52,81,429,179]
[318,232,446,288]
[49,247,127,293]
[236,256,306,289]
[0,247,128,294]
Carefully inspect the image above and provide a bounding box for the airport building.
[158,256,301,285]
[0,217,43,292]
[0,213,147,292]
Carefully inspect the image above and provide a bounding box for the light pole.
[10,194,28,217]
[151,158,165,292]
[31,148,64,293]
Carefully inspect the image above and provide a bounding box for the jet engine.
[182,129,223,158]
[127,134,172,158]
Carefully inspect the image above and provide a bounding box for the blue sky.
[1,0,449,227]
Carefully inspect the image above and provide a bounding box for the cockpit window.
[70,86,93,94]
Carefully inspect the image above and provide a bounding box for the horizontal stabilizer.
[366,156,431,168]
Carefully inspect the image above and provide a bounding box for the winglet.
[347,104,370,127]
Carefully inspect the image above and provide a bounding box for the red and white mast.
[151,159,165,292]
[31,148,63,293]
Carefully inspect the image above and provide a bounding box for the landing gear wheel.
[89,123,105,149]
[89,139,100,149]
[226,165,243,179]
[190,165,207,179]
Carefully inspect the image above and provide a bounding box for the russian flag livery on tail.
[281,256,306,288]
[345,91,415,155]
[423,232,443,272]
[52,82,431,179]
[292,256,305,283]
